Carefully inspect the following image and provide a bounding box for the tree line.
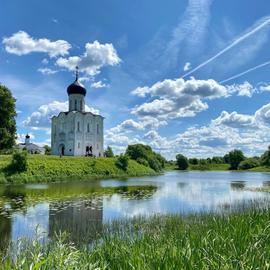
[176,148,270,170]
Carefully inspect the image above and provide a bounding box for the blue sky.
[1,0,270,159]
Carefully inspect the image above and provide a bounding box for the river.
[0,171,270,248]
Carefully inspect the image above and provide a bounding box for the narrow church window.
[75,100,77,110]
[97,124,99,134]
[77,121,80,132]
[87,123,90,133]
[97,144,99,149]
[78,142,80,148]
[80,100,82,111]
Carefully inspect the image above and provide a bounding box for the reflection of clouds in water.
[103,172,270,220]
[12,203,49,241]
[3,171,270,242]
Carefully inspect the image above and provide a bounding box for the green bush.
[104,146,114,157]
[115,154,129,171]
[176,154,189,170]
[189,158,198,165]
[10,151,28,172]
[261,146,270,166]
[148,156,163,172]
[228,149,245,170]
[136,158,149,167]
[238,158,260,170]
[126,144,166,172]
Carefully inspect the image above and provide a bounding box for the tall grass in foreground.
[1,205,270,269]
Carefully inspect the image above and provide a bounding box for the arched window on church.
[77,121,80,132]
[87,123,90,133]
[97,124,99,134]
[80,100,82,111]
[75,100,77,110]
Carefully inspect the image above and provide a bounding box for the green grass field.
[0,155,156,184]
[1,204,270,269]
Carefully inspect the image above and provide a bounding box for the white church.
[51,68,104,157]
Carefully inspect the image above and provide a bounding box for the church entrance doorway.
[59,144,65,156]
[85,145,93,157]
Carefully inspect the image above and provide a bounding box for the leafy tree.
[9,151,28,173]
[126,144,166,172]
[115,154,129,171]
[176,154,189,170]
[238,158,259,170]
[228,149,245,170]
[104,146,114,157]
[189,158,198,165]
[44,145,51,155]
[148,156,163,172]
[199,159,207,165]
[0,84,16,150]
[136,158,149,167]
[261,146,270,166]
[223,154,230,164]
[212,156,224,164]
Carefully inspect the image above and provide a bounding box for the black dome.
[67,79,86,96]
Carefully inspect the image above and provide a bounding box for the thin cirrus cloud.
[220,60,270,84]
[182,16,270,78]
[2,31,71,57]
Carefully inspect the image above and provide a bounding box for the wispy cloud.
[182,16,270,78]
[220,60,270,84]
[162,0,213,69]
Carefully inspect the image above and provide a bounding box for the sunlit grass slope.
[0,155,156,184]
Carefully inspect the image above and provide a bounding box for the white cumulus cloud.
[183,62,191,71]
[56,40,121,76]
[23,101,99,130]
[131,78,228,120]
[3,31,71,57]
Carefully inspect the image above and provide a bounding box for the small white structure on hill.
[17,134,45,154]
[51,68,104,157]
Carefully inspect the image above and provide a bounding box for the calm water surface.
[0,171,270,248]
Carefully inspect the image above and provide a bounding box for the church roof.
[67,79,86,96]
[67,66,87,96]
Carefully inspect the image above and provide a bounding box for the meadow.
[1,202,270,270]
[0,155,156,184]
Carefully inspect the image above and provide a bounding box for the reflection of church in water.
[51,67,104,157]
[48,199,103,243]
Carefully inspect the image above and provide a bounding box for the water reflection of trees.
[49,199,103,245]
[114,186,157,200]
[262,181,270,188]
[230,181,246,190]
[0,215,11,252]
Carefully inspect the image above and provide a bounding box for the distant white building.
[17,134,45,154]
[51,68,104,156]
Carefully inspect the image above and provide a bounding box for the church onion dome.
[67,79,86,96]
[67,66,87,96]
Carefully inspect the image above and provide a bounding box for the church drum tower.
[51,68,104,156]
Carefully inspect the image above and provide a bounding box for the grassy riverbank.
[0,155,156,184]
[166,163,270,172]
[2,204,270,269]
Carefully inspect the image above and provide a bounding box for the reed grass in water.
[1,205,270,269]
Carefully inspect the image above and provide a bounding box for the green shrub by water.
[0,155,155,184]
[1,206,270,269]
